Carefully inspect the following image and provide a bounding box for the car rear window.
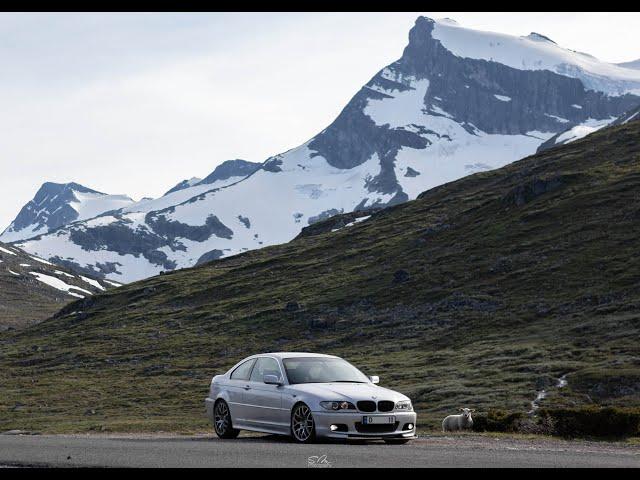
[230,358,256,380]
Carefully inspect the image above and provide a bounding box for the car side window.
[249,357,281,383]
[230,358,256,381]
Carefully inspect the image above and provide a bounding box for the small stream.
[557,375,568,388]
[528,374,567,414]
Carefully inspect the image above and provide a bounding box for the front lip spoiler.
[326,432,417,439]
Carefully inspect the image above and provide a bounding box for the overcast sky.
[1,12,639,230]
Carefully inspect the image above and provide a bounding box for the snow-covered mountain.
[0,182,135,243]
[164,159,261,195]
[617,59,640,71]
[164,177,203,196]
[10,16,640,283]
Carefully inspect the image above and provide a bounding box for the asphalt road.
[0,433,639,468]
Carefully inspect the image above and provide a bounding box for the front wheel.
[214,400,240,439]
[291,403,316,443]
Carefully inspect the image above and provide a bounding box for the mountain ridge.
[163,159,262,196]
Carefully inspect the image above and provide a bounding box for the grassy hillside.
[0,242,110,330]
[1,120,639,433]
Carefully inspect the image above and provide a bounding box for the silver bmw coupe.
[205,352,417,443]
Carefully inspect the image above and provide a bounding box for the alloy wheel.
[291,404,315,442]
[214,400,231,436]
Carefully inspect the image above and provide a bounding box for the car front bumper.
[312,410,417,439]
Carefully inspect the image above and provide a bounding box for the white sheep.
[442,408,475,432]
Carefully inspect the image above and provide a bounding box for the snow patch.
[69,191,134,220]
[29,272,93,297]
[545,113,570,123]
[30,255,54,266]
[80,275,105,291]
[54,270,75,278]
[555,117,613,144]
[331,215,372,232]
[365,78,430,128]
[0,246,17,256]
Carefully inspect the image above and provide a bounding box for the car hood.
[288,382,409,402]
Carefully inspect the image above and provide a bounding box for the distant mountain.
[0,182,134,243]
[0,241,115,329]
[616,58,640,70]
[197,159,261,186]
[10,16,640,283]
[164,160,261,196]
[164,177,202,196]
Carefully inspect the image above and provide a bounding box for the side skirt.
[233,420,291,436]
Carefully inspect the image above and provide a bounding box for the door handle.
[244,385,251,390]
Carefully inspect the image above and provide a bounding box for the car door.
[243,357,287,432]
[226,358,256,424]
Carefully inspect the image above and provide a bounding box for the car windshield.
[283,357,370,384]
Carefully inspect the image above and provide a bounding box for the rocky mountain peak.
[199,159,261,186]
[526,32,557,44]
[33,181,101,202]
[164,177,203,196]
[1,181,134,243]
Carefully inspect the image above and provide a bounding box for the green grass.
[1,121,640,434]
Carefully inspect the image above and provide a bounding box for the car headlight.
[320,401,356,411]
[395,400,413,411]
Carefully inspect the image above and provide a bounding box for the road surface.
[0,433,638,468]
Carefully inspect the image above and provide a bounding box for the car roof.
[256,352,339,360]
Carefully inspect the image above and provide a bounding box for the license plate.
[362,415,395,425]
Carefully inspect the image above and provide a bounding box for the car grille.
[357,401,376,412]
[357,400,396,412]
[355,422,399,434]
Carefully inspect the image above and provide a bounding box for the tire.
[384,439,411,445]
[213,400,240,439]
[290,403,316,443]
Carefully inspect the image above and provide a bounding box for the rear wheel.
[384,439,410,445]
[291,403,316,443]
[214,400,240,439]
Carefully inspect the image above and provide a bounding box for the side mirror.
[369,375,380,384]
[263,374,282,386]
